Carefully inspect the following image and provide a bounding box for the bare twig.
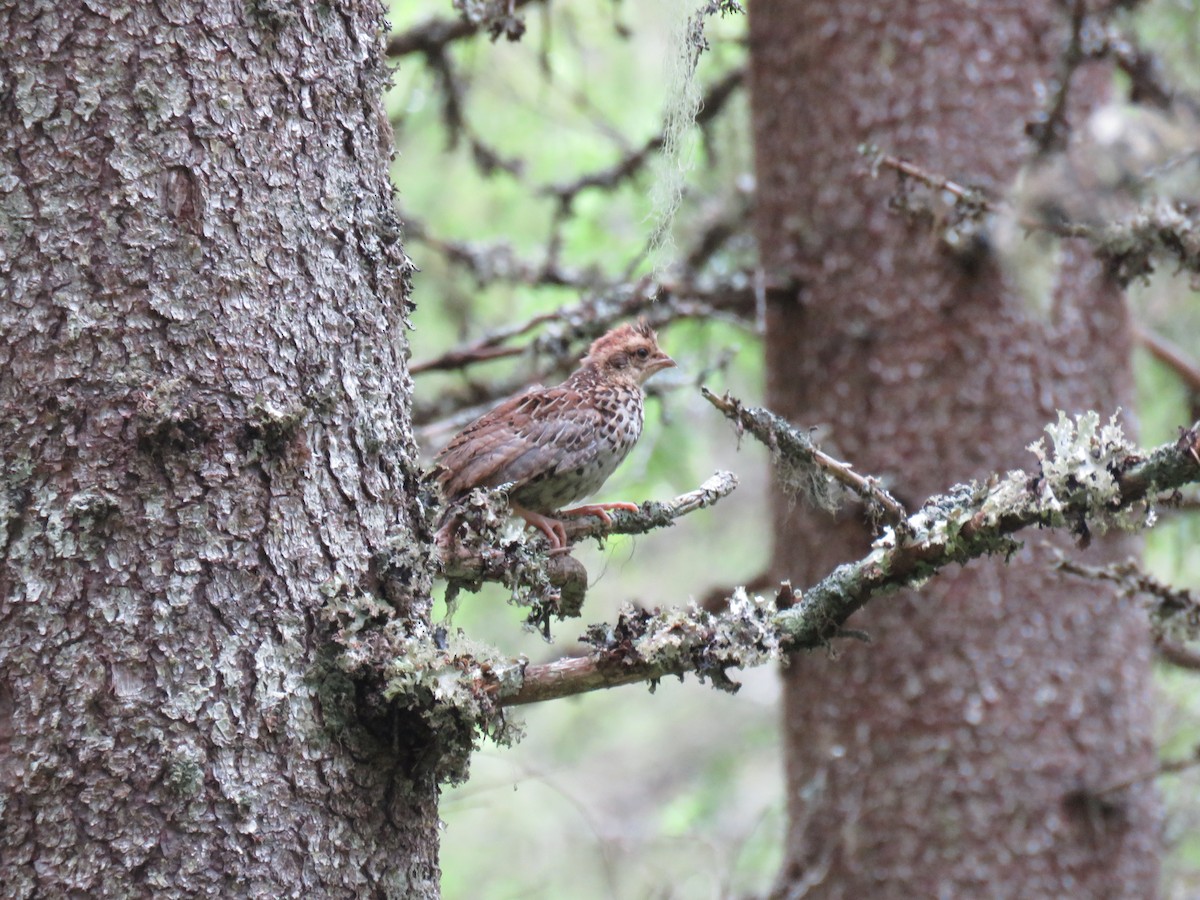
[545,67,745,206]
[387,0,544,57]
[870,152,989,209]
[1156,636,1200,672]
[1138,325,1200,395]
[1053,555,1200,638]
[1091,745,1200,799]
[409,276,758,380]
[1028,0,1091,155]
[401,216,587,289]
[1137,325,1200,419]
[701,387,909,527]
[410,310,569,377]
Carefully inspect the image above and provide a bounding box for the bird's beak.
[647,351,676,375]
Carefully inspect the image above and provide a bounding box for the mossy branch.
[356,412,1200,782]
[701,386,908,526]
[434,471,739,631]
[437,470,740,581]
[481,415,1200,705]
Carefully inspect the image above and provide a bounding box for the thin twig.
[409,276,758,379]
[1156,636,1200,672]
[386,0,543,57]
[401,216,587,289]
[545,67,745,206]
[872,152,988,208]
[701,387,909,527]
[1053,555,1200,637]
[1091,745,1200,799]
[1028,0,1090,155]
[408,305,561,376]
[1137,325,1200,415]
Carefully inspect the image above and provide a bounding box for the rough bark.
[749,1,1159,896]
[1,2,437,896]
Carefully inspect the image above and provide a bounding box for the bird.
[434,319,676,553]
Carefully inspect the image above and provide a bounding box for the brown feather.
[434,319,675,517]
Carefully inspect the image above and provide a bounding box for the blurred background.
[386,2,1200,896]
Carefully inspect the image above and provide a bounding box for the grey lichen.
[902,480,989,549]
[438,486,583,631]
[581,588,783,695]
[896,411,1142,558]
[240,396,309,460]
[322,582,520,785]
[1096,199,1200,285]
[163,751,205,799]
[1021,410,1145,533]
[786,412,1148,646]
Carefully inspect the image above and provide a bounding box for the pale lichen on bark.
[1,1,441,896]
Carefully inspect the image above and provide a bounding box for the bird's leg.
[557,501,640,526]
[511,503,570,554]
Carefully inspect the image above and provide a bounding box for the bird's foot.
[557,501,640,527]
[512,504,571,555]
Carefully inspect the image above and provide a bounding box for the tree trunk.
[1,3,437,896]
[749,1,1160,895]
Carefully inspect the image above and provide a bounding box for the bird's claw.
[558,502,639,527]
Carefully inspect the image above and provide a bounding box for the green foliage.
[387,0,1200,895]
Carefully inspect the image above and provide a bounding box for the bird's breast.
[509,384,645,511]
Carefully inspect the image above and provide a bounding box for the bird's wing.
[434,387,601,499]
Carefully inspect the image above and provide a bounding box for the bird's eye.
[636,347,650,360]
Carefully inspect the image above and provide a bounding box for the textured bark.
[1,2,437,897]
[749,1,1159,896]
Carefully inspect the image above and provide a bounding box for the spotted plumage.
[434,320,675,552]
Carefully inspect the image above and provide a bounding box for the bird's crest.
[581,318,658,367]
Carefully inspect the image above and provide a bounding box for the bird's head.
[582,319,676,386]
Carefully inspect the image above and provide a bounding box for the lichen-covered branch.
[355,414,1200,781]
[702,386,908,526]
[437,470,740,586]
[866,148,1200,286]
[481,415,1200,706]
[491,587,785,705]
